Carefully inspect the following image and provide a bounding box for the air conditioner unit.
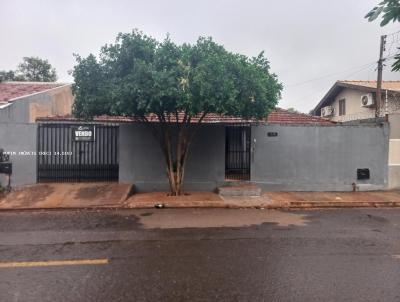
[321,106,334,117]
[361,93,375,107]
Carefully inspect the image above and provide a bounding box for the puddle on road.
[135,209,309,229]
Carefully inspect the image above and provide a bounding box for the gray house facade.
[119,121,388,192]
[0,89,390,193]
[312,80,400,189]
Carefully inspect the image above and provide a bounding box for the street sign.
[72,125,95,142]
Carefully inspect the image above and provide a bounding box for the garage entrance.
[37,123,119,182]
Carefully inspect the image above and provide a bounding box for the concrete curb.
[287,201,400,208]
[1,201,400,211]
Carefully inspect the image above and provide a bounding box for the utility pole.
[376,35,386,117]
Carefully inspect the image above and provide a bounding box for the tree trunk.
[146,113,206,196]
[165,123,190,196]
[156,122,191,196]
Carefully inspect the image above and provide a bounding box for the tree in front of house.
[366,0,400,71]
[0,57,57,82]
[72,30,282,195]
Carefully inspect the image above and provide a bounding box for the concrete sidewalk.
[1,183,400,209]
[125,190,400,209]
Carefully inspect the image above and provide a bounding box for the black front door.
[225,125,251,181]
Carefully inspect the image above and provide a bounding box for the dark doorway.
[37,123,119,182]
[225,125,251,181]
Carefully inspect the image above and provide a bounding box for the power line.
[286,60,377,87]
[288,62,377,109]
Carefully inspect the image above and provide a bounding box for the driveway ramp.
[0,183,133,209]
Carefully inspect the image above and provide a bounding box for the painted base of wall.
[129,180,387,193]
[252,181,386,192]
[128,181,224,193]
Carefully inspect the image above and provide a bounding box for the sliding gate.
[37,123,119,182]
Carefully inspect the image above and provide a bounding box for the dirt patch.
[0,185,54,208]
[75,185,111,200]
[0,183,132,209]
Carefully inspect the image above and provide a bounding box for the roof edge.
[7,83,72,103]
[312,80,400,114]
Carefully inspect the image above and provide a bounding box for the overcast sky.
[1,0,400,112]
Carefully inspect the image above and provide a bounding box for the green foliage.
[0,70,16,82]
[16,57,57,82]
[1,57,57,82]
[72,30,282,120]
[392,52,400,70]
[365,0,400,26]
[366,0,400,71]
[72,30,282,195]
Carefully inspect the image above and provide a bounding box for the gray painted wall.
[0,123,37,187]
[0,99,29,123]
[251,124,389,191]
[0,121,389,192]
[119,123,225,191]
[120,122,389,192]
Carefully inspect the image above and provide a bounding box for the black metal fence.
[37,123,119,182]
[225,125,251,181]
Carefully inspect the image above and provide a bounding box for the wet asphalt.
[1,208,400,302]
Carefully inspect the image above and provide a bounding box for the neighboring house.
[312,80,400,189]
[0,81,74,187]
[0,81,73,123]
[312,80,400,122]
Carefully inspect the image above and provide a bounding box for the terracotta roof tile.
[38,108,335,125]
[0,81,66,102]
[267,108,334,124]
[338,80,400,92]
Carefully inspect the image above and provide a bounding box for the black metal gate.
[37,123,119,182]
[225,125,251,181]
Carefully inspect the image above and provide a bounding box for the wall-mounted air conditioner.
[361,93,375,107]
[321,106,334,117]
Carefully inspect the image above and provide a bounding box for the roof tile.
[38,108,335,125]
[338,80,400,92]
[0,81,65,102]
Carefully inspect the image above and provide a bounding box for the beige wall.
[389,140,400,165]
[28,85,74,122]
[388,114,400,189]
[324,88,400,122]
[329,89,375,122]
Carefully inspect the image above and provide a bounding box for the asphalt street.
[1,208,400,302]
